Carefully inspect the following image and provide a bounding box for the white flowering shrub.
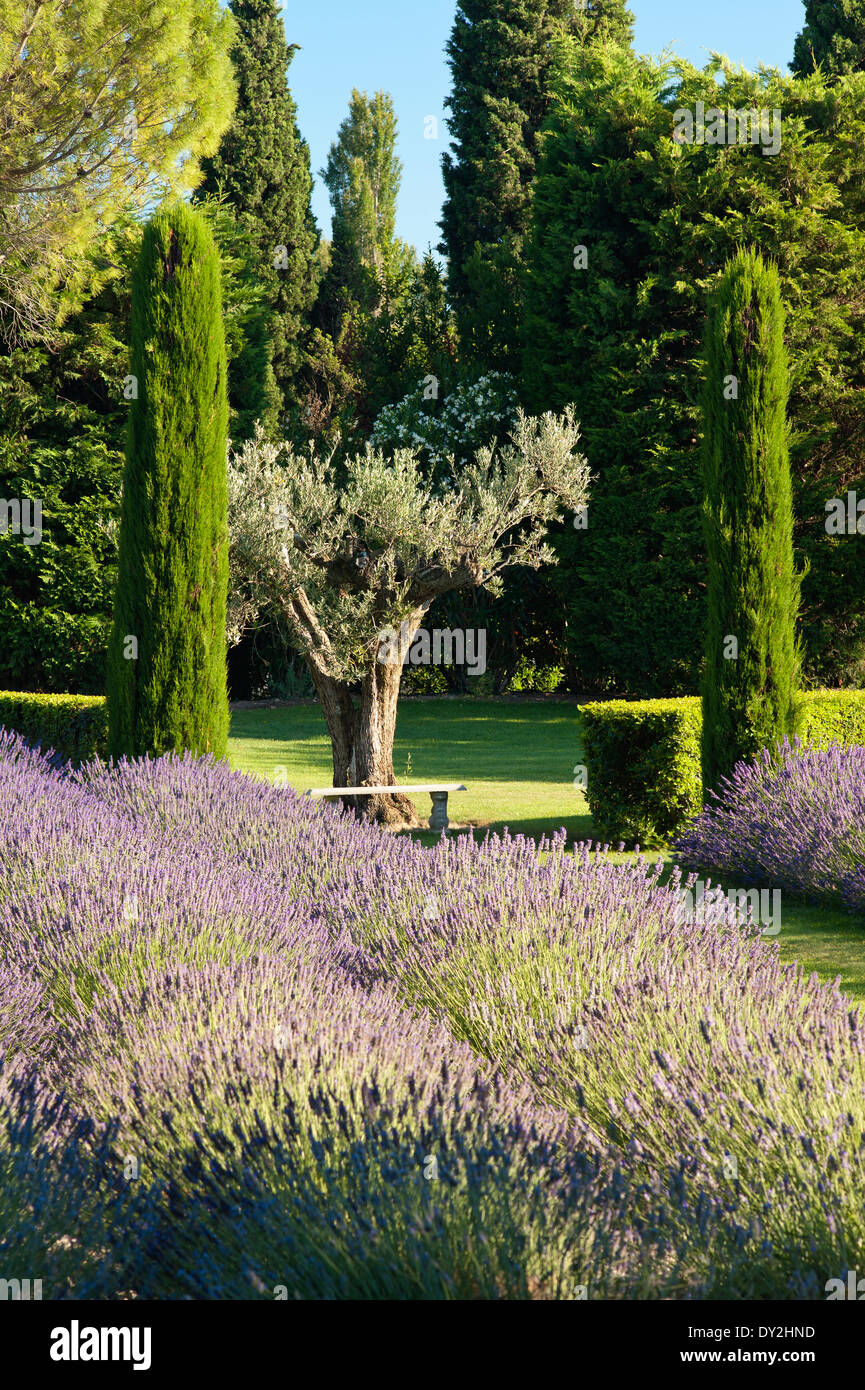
[369,372,518,470]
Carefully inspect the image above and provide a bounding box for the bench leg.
[429,791,449,834]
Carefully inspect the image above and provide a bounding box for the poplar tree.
[106,202,230,760]
[701,249,801,793]
[439,0,633,370]
[197,0,319,416]
[321,89,408,309]
[313,89,416,436]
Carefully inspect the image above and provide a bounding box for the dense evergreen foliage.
[0,217,137,694]
[700,250,801,791]
[198,196,282,441]
[197,0,319,419]
[792,0,865,75]
[439,0,633,372]
[522,42,865,693]
[0,202,275,694]
[106,203,229,758]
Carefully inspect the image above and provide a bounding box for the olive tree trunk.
[296,598,427,827]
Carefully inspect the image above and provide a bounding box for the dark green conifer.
[792,0,865,76]
[439,0,633,369]
[198,0,319,416]
[106,201,229,759]
[701,248,801,791]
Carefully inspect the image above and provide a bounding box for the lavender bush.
[0,728,862,1298]
[0,1060,157,1299]
[675,738,865,912]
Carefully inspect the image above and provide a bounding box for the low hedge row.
[578,690,865,847]
[0,691,108,767]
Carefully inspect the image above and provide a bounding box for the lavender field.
[1,727,862,1300]
[678,739,865,914]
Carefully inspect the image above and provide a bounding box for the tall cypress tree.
[197,0,319,417]
[106,202,229,760]
[701,249,801,793]
[792,0,865,76]
[439,0,633,371]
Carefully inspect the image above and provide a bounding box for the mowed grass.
[228,696,594,844]
[228,697,865,1001]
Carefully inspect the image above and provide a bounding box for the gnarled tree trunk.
[304,607,426,828]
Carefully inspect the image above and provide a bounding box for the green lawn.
[228,696,865,1001]
[228,696,595,843]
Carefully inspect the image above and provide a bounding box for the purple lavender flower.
[676,737,865,911]
[1,725,863,1299]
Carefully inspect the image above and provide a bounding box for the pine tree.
[197,0,319,418]
[439,0,633,371]
[0,0,235,346]
[106,202,230,760]
[792,0,865,76]
[701,249,802,793]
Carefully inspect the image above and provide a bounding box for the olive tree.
[228,410,590,826]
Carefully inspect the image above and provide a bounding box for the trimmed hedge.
[579,690,865,847]
[0,692,108,767]
[797,690,865,749]
[578,698,702,847]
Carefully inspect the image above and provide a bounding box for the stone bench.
[305,783,467,832]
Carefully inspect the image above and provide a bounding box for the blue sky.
[277,1,806,255]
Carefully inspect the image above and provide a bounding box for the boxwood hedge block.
[0,692,108,766]
[579,690,865,847]
[798,689,865,749]
[578,697,703,847]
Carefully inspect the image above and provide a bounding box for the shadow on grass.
[400,812,598,851]
[229,699,585,788]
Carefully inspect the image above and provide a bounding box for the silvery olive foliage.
[227,407,590,683]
